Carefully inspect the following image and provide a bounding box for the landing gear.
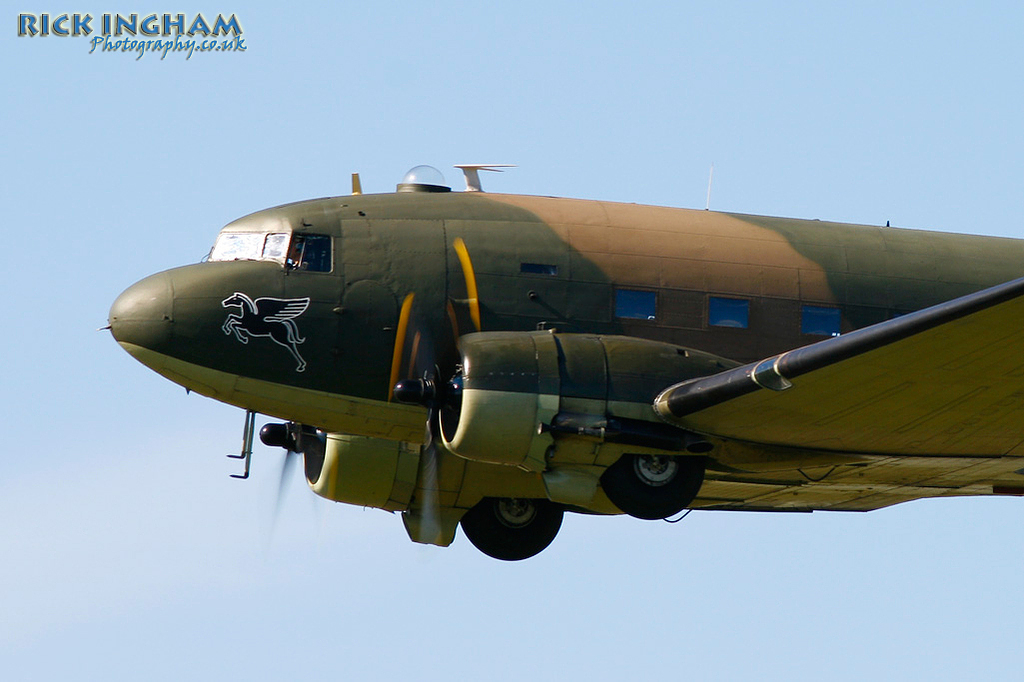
[226,409,257,479]
[460,498,564,561]
[600,454,705,520]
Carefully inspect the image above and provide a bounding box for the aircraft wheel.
[600,454,705,520]
[460,497,563,561]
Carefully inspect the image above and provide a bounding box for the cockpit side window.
[287,234,332,272]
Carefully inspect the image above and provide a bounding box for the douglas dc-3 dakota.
[109,165,1024,560]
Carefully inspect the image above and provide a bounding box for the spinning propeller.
[258,422,326,527]
[388,237,480,543]
[255,237,483,544]
[387,237,480,401]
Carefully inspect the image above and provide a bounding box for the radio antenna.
[705,163,714,211]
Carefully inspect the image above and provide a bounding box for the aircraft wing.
[655,275,1024,459]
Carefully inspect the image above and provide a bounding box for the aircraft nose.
[108,272,173,352]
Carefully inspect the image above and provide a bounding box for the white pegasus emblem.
[221,292,310,372]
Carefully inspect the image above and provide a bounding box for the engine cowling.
[439,331,734,469]
[307,434,421,512]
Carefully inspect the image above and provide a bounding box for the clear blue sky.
[4,2,1024,679]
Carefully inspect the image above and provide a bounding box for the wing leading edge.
[655,275,1024,458]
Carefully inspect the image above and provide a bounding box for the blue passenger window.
[708,297,748,328]
[615,289,656,320]
[802,305,841,336]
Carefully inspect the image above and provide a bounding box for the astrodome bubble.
[397,165,450,192]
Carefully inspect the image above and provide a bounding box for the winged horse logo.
[221,292,310,372]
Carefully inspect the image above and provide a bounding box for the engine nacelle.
[307,434,420,512]
[439,331,733,469]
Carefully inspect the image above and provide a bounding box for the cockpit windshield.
[210,232,290,263]
[209,231,332,272]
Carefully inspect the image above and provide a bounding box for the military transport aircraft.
[109,164,1024,560]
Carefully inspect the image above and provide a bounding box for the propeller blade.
[272,449,299,531]
[416,417,442,543]
[388,292,416,401]
[453,238,481,332]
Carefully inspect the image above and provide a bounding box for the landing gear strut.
[226,409,257,479]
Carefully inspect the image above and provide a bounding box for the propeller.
[259,422,326,532]
[417,416,442,542]
[273,444,299,529]
[390,302,449,544]
[388,293,438,401]
[388,237,479,543]
[393,372,463,544]
[452,237,481,333]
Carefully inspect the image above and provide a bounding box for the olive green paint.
[110,189,1024,534]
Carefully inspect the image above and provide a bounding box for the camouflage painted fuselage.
[109,191,1024,520]
[114,191,1024,398]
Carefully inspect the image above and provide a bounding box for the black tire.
[600,454,705,520]
[460,498,564,561]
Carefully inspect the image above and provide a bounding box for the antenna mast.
[705,163,714,210]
